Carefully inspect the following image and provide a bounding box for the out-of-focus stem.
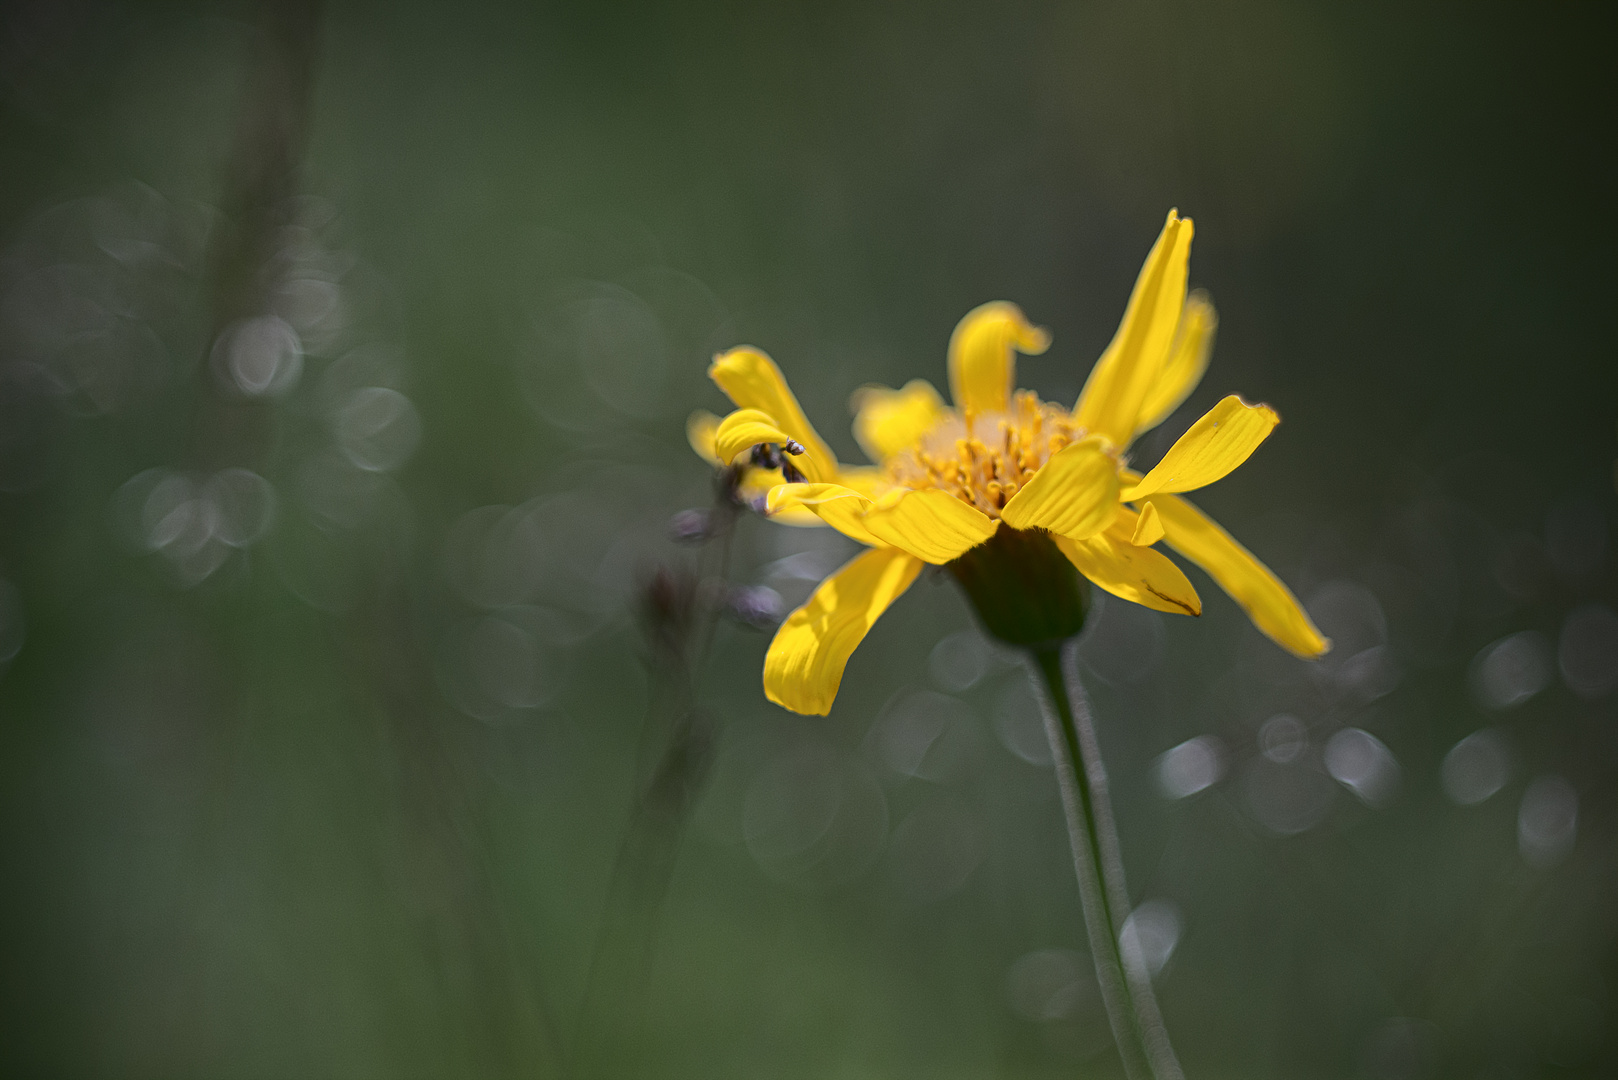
[571,501,738,1079]
[1029,643,1184,1080]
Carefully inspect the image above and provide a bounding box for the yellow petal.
[1149,492,1329,657]
[999,436,1120,539]
[947,302,1050,417]
[764,547,924,715]
[687,410,721,465]
[1134,291,1217,437]
[1121,395,1278,500]
[713,408,797,466]
[767,483,881,547]
[1130,501,1165,546]
[708,347,837,482]
[850,379,946,462]
[738,470,824,527]
[862,488,998,565]
[1053,531,1202,617]
[834,465,887,499]
[1074,210,1194,447]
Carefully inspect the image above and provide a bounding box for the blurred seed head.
[667,508,712,544]
[725,585,783,630]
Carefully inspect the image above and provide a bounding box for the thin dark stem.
[1029,642,1185,1080]
[571,502,739,1079]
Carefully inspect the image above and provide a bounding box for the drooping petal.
[1121,395,1279,500]
[708,347,837,482]
[851,379,946,462]
[1053,531,1202,616]
[1130,501,1165,546]
[687,410,721,465]
[695,409,822,521]
[999,436,1120,539]
[947,302,1050,417]
[712,408,798,467]
[1134,290,1217,438]
[1149,492,1329,657]
[862,488,998,564]
[767,483,881,547]
[1074,211,1194,447]
[738,470,824,527]
[763,546,924,715]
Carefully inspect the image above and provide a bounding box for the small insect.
[750,439,807,484]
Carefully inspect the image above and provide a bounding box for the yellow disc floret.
[883,390,1088,517]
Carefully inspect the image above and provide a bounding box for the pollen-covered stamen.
[884,390,1090,519]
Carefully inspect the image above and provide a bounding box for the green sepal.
[947,526,1090,648]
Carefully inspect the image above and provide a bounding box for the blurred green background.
[1,1,1614,1077]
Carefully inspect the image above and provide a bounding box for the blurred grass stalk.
[571,493,741,1079]
[201,0,558,1069]
[1030,644,1184,1080]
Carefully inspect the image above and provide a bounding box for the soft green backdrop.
[1,1,1613,1077]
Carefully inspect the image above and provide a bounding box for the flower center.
[883,390,1088,517]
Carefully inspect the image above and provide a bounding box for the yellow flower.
[691,210,1330,715]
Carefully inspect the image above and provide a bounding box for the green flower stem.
[1029,643,1184,1080]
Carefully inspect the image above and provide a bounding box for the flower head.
[691,210,1330,714]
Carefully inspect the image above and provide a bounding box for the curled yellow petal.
[767,483,881,547]
[764,547,924,715]
[713,408,797,466]
[708,347,837,482]
[851,379,946,462]
[999,436,1120,539]
[737,470,823,527]
[1121,395,1278,501]
[1075,210,1194,447]
[947,302,1050,417]
[862,488,998,565]
[1130,501,1165,546]
[1149,492,1329,657]
[1052,531,1202,617]
[687,410,721,465]
[1134,291,1217,438]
